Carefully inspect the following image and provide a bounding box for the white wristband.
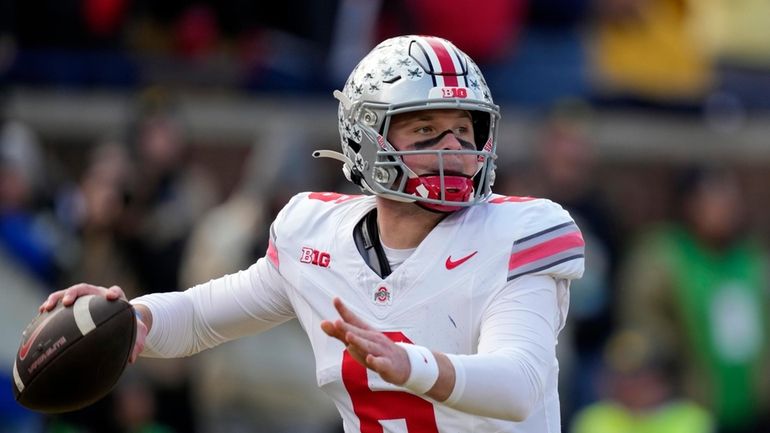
[396,342,439,394]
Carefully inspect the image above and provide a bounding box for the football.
[12,295,136,413]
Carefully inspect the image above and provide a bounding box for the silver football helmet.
[314,35,501,212]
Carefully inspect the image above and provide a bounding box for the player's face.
[387,109,477,178]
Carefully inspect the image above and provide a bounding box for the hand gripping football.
[12,295,136,413]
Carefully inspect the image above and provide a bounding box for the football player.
[41,35,585,432]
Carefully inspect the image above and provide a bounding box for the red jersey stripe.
[508,231,584,271]
[425,37,459,87]
[267,239,280,269]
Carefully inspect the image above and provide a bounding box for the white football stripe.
[13,360,24,392]
[73,295,97,336]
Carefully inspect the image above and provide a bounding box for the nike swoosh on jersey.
[445,251,478,270]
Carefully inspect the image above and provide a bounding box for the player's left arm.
[321,275,565,421]
[323,201,584,421]
[320,297,455,400]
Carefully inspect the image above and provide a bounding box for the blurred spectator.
[327,0,382,86]
[330,0,533,103]
[617,166,770,433]
[0,234,46,433]
[122,96,218,294]
[0,120,68,431]
[498,105,617,418]
[113,371,174,433]
[12,0,125,49]
[0,0,14,82]
[395,0,527,63]
[0,120,75,287]
[8,0,137,88]
[483,0,591,107]
[328,0,527,89]
[117,96,218,433]
[65,140,139,294]
[689,0,770,110]
[233,0,341,92]
[0,120,77,431]
[178,143,268,288]
[571,329,714,433]
[43,141,140,433]
[178,131,342,432]
[690,0,770,69]
[590,0,713,107]
[3,0,770,113]
[172,4,219,61]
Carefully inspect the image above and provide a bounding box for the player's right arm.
[131,257,294,358]
[39,194,304,360]
[40,255,294,360]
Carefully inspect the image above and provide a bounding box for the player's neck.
[375,197,446,249]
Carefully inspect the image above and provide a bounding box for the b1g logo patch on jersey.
[371,285,392,306]
[300,247,331,268]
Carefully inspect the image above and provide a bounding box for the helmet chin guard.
[405,175,474,213]
[316,35,501,212]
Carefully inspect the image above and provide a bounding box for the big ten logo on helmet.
[428,86,469,99]
[300,247,331,268]
[441,87,467,98]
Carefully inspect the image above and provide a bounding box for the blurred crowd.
[1,1,770,433]
[1,0,770,110]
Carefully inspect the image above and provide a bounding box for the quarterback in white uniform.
[41,35,584,433]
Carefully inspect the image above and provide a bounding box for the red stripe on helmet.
[425,37,459,87]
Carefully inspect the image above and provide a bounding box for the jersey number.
[341,331,439,433]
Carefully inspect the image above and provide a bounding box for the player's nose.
[439,132,464,151]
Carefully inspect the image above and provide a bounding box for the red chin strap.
[404,175,474,213]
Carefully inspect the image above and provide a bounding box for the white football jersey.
[267,192,583,433]
[135,191,584,433]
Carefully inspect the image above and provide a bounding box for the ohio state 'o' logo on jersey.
[372,286,391,305]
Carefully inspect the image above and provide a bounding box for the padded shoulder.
[482,195,585,281]
[270,191,371,248]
